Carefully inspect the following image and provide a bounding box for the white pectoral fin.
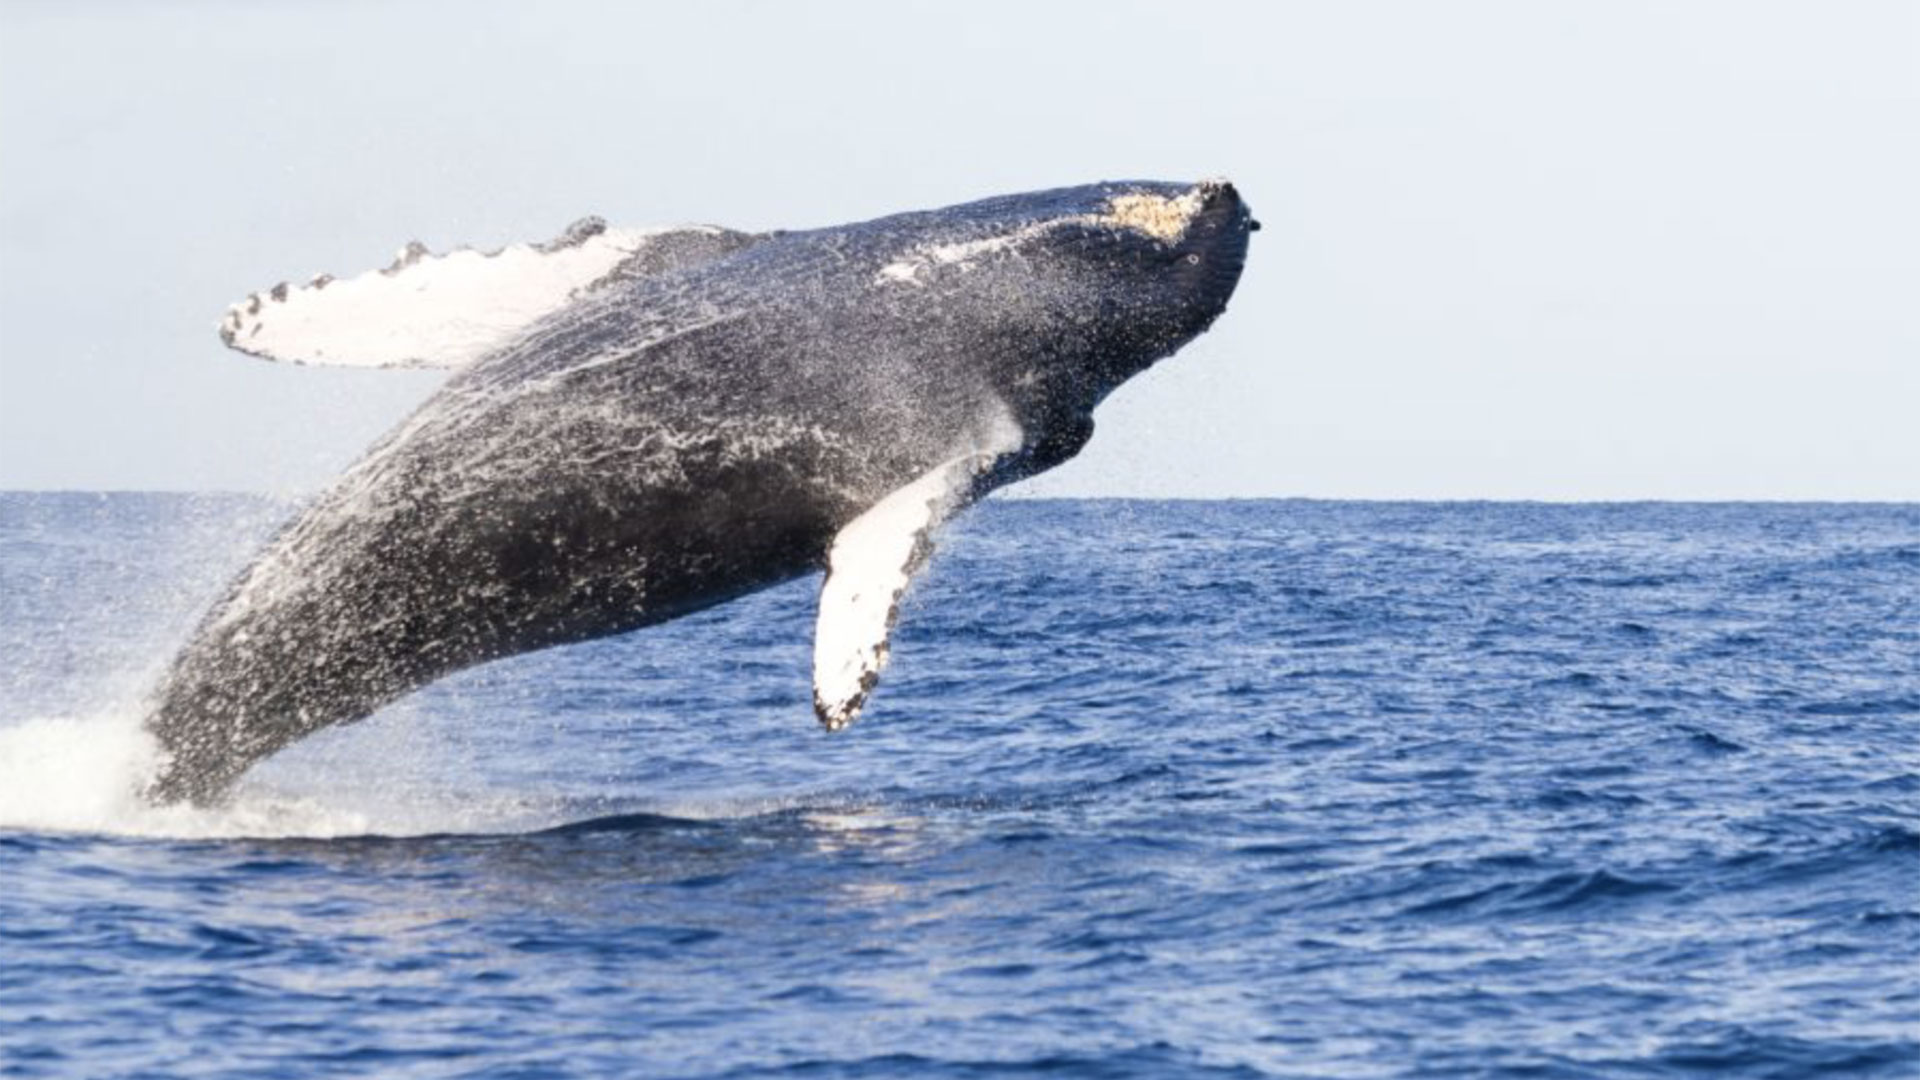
[812,415,1025,731]
[812,458,983,730]
[217,218,751,369]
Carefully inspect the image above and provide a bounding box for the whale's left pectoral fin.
[218,218,758,369]
[813,427,1023,730]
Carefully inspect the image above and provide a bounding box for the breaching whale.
[144,180,1257,804]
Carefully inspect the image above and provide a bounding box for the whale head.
[869,179,1256,414]
[1075,178,1255,376]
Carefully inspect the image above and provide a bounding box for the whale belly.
[145,433,847,804]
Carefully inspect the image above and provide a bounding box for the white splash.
[0,708,537,840]
[0,711,164,833]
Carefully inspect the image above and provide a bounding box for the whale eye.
[1184,253,1201,266]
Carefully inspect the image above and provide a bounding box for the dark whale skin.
[145,181,1256,804]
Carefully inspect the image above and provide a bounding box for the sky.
[1,0,1915,499]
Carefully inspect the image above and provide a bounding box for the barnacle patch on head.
[1096,189,1206,243]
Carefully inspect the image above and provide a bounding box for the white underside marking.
[218,221,722,369]
[812,403,1024,730]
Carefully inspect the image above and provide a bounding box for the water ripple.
[2,496,1918,1077]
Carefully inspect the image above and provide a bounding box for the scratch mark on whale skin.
[874,188,1210,286]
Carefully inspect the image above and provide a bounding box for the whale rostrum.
[146,180,1257,804]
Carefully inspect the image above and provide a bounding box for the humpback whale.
[145,180,1256,804]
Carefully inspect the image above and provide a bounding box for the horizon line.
[3,488,1915,508]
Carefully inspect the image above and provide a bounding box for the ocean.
[1,493,1915,1078]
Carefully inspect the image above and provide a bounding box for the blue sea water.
[1,493,1916,1078]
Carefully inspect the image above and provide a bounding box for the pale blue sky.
[2,1,1915,498]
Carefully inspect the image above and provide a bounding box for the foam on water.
[0,710,164,834]
[0,701,827,841]
[0,704,577,840]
